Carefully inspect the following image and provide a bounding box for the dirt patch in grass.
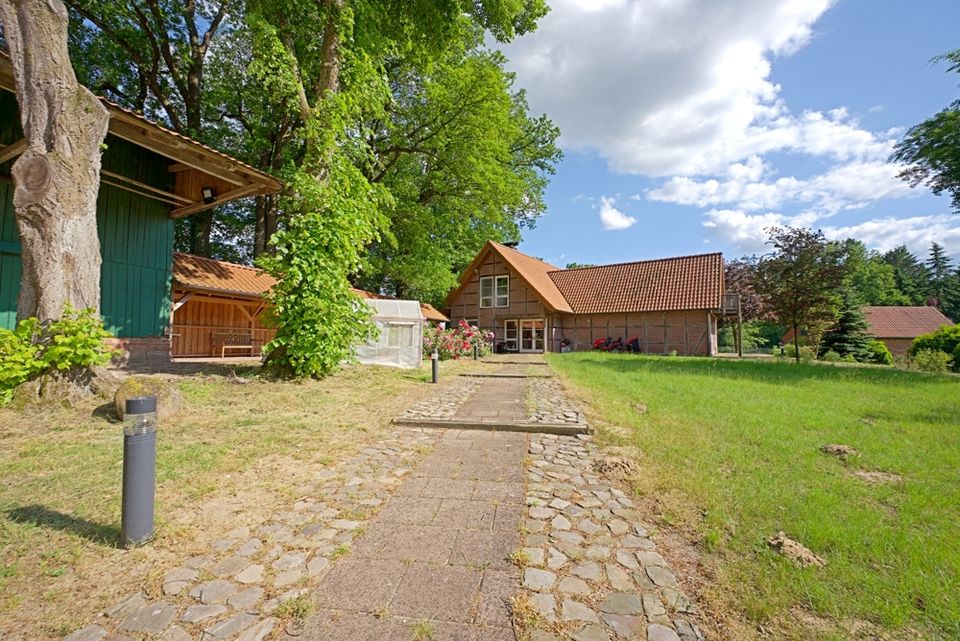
[0,359,489,641]
[820,444,860,459]
[767,531,827,568]
[849,470,903,484]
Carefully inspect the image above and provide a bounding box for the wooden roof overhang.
[0,54,282,219]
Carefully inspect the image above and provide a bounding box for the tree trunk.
[793,324,801,364]
[0,0,110,323]
[254,194,279,257]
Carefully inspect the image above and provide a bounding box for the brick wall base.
[106,337,171,367]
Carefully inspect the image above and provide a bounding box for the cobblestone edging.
[397,377,483,421]
[526,378,587,427]
[62,429,440,641]
[517,434,704,641]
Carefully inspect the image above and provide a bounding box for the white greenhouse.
[355,298,424,369]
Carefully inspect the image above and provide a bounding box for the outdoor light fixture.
[201,186,216,204]
[122,395,158,548]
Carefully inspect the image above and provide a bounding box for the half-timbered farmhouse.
[446,241,725,355]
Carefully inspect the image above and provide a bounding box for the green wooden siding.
[0,89,175,337]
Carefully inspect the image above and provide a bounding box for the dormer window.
[480,275,509,308]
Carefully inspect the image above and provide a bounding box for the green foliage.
[910,349,953,373]
[358,25,561,305]
[0,307,113,404]
[718,320,765,352]
[841,239,910,305]
[909,324,960,372]
[778,342,814,362]
[755,227,848,362]
[821,350,841,362]
[866,340,894,366]
[891,48,960,213]
[820,287,872,361]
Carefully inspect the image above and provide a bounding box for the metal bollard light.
[122,395,158,548]
[431,349,439,384]
[473,344,479,360]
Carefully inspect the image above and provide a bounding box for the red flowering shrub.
[423,320,493,360]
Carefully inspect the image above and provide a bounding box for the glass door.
[520,319,545,352]
[503,319,518,352]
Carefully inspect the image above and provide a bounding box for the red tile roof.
[448,242,724,315]
[863,306,954,338]
[173,253,276,298]
[548,253,724,314]
[448,241,573,312]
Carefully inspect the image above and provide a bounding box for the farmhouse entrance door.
[520,319,545,352]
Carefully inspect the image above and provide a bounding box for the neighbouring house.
[862,306,955,356]
[445,241,725,354]
[0,55,282,364]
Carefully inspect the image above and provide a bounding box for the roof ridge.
[550,252,723,274]
[488,240,563,270]
[174,252,266,274]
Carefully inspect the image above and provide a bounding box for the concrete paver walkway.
[452,366,527,424]
[301,429,527,640]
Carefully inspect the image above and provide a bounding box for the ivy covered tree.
[755,227,849,363]
[246,0,549,376]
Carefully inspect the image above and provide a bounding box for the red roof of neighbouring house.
[549,253,724,314]
[173,253,276,298]
[447,241,724,314]
[862,306,954,338]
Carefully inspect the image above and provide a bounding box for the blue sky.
[498,0,960,267]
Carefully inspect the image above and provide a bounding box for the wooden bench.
[211,331,259,358]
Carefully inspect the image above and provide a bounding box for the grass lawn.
[0,360,487,640]
[548,352,960,641]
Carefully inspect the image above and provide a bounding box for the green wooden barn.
[0,56,281,364]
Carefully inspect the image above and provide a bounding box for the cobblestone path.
[300,429,527,640]
[63,361,708,641]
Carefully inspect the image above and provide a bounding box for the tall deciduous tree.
[0,0,110,323]
[248,0,548,376]
[357,26,560,304]
[891,49,960,213]
[755,227,848,363]
[840,239,909,305]
[65,0,237,255]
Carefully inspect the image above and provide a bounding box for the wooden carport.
[170,253,277,357]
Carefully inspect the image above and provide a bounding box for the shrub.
[0,306,113,405]
[865,340,894,366]
[423,320,493,361]
[909,324,960,372]
[779,343,814,362]
[910,349,953,373]
[821,350,841,362]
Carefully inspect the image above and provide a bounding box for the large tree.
[840,239,909,306]
[65,0,238,256]
[891,49,960,213]
[246,0,549,376]
[820,286,872,360]
[755,227,848,363]
[882,245,931,305]
[0,0,110,323]
[357,27,560,304]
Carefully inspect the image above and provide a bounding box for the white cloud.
[701,209,960,257]
[498,0,899,176]
[647,160,912,213]
[598,196,637,230]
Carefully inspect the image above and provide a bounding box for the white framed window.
[504,319,518,351]
[480,275,509,308]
